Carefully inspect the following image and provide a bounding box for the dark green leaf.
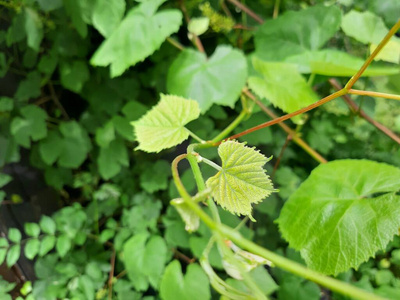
[59,60,90,92]
[98,138,129,179]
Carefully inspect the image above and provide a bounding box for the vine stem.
[329,79,400,145]
[211,109,248,143]
[345,19,400,90]
[227,89,347,141]
[186,129,206,143]
[243,89,327,164]
[226,0,264,24]
[348,89,400,101]
[171,155,384,300]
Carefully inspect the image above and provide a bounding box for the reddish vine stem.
[179,0,205,53]
[245,90,327,164]
[173,248,196,264]
[346,19,400,90]
[329,79,400,145]
[227,89,346,141]
[226,0,264,24]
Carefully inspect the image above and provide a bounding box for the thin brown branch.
[272,133,292,178]
[226,0,264,24]
[34,96,52,106]
[233,24,255,30]
[115,270,127,279]
[244,90,327,164]
[179,0,205,53]
[330,79,400,145]
[108,249,116,300]
[48,82,69,120]
[221,0,233,18]
[173,248,196,264]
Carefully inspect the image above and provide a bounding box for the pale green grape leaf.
[248,57,318,115]
[371,39,400,64]
[171,198,200,233]
[255,5,341,62]
[167,45,247,112]
[24,7,43,51]
[59,60,90,93]
[188,17,209,36]
[140,160,170,193]
[6,245,20,267]
[24,239,40,259]
[10,105,47,148]
[123,233,167,291]
[341,10,388,44]
[308,50,400,76]
[63,0,88,38]
[277,159,400,275]
[91,0,182,77]
[206,141,275,218]
[133,94,200,153]
[92,0,125,37]
[160,260,211,300]
[98,138,129,179]
[14,71,41,101]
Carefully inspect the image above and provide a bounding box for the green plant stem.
[346,19,400,90]
[186,129,206,143]
[199,156,222,171]
[273,0,281,19]
[166,37,185,51]
[348,89,400,101]
[171,155,384,300]
[211,110,248,143]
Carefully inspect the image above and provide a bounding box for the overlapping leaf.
[248,57,318,115]
[167,45,247,112]
[206,141,275,218]
[132,94,200,153]
[277,160,400,275]
[91,0,182,77]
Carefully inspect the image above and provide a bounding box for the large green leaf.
[307,50,400,76]
[255,5,341,62]
[98,138,129,179]
[91,0,182,77]
[123,233,167,291]
[248,57,318,115]
[24,7,43,51]
[277,160,400,275]
[206,141,275,219]
[341,10,388,44]
[92,0,125,37]
[167,45,247,112]
[160,260,210,300]
[133,94,200,153]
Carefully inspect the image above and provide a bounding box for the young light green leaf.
[277,160,400,275]
[167,45,247,112]
[39,215,56,235]
[171,198,200,233]
[133,94,200,153]
[92,0,125,37]
[341,10,388,45]
[91,0,182,77]
[24,223,40,238]
[56,234,72,257]
[8,228,21,243]
[248,57,318,116]
[188,17,209,36]
[160,260,211,300]
[206,141,275,219]
[39,235,56,257]
[255,5,341,62]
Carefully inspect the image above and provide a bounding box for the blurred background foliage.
[0,0,400,299]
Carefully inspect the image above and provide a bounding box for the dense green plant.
[1,0,400,299]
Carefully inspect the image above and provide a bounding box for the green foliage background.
[0,0,400,299]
